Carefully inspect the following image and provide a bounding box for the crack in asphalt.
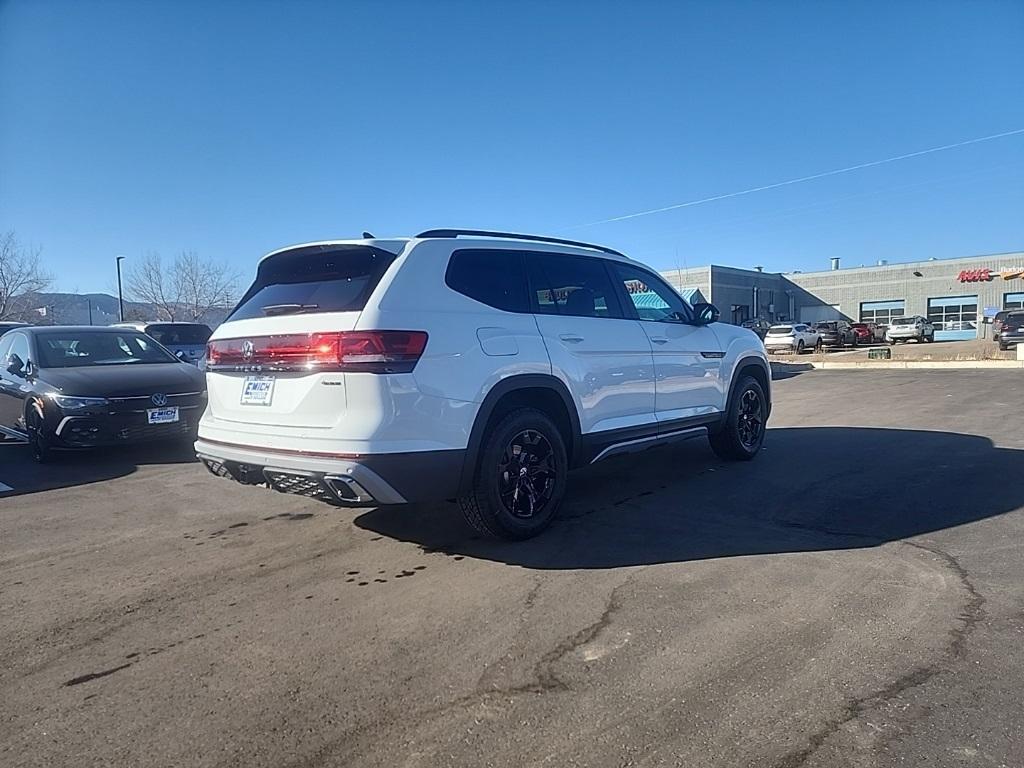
[771,539,986,768]
[279,575,634,768]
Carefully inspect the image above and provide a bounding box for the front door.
[610,263,725,425]
[0,332,31,434]
[526,251,656,435]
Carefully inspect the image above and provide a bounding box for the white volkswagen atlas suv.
[196,229,771,539]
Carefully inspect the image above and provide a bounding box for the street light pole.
[115,256,126,321]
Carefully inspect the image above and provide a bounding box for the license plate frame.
[147,407,180,425]
[241,376,275,406]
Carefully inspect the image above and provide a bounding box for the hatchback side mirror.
[692,302,720,325]
[6,353,25,377]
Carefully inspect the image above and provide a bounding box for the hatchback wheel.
[458,408,567,540]
[25,403,54,464]
[709,376,767,461]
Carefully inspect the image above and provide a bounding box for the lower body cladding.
[194,438,464,507]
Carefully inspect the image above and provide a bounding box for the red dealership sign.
[958,268,992,282]
[957,268,1024,283]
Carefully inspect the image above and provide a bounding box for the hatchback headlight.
[47,394,110,410]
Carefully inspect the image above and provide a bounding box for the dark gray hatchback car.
[0,326,206,461]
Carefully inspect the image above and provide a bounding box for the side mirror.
[691,302,720,325]
[6,353,25,377]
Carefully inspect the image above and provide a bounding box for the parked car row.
[761,319,883,353]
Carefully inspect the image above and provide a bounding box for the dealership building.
[661,250,1024,341]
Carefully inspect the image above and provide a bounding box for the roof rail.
[415,228,627,258]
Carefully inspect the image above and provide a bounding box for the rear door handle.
[558,334,584,343]
[649,336,669,344]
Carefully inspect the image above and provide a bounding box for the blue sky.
[1,0,1022,294]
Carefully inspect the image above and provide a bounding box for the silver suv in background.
[885,316,935,344]
[764,323,819,354]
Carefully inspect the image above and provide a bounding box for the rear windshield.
[145,323,211,345]
[891,317,917,325]
[813,322,837,330]
[229,245,397,321]
[768,325,792,333]
[36,331,178,368]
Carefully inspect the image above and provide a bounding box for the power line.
[572,128,1024,229]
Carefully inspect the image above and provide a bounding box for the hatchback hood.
[40,363,206,398]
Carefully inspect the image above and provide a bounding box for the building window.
[730,304,749,324]
[1004,292,1024,310]
[860,300,904,327]
[928,295,978,338]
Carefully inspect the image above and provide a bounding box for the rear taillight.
[206,331,428,373]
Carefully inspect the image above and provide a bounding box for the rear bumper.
[194,437,464,507]
[998,334,1024,346]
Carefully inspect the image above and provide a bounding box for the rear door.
[205,244,397,428]
[526,252,655,435]
[609,261,724,423]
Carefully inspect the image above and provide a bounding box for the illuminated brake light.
[206,331,427,373]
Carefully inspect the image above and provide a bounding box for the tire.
[709,376,767,461]
[888,339,896,345]
[927,333,935,343]
[458,407,568,540]
[999,343,1008,351]
[25,401,54,464]
[796,340,805,355]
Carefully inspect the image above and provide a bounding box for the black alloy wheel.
[497,429,557,519]
[459,408,568,540]
[736,388,765,451]
[25,403,53,464]
[709,375,767,461]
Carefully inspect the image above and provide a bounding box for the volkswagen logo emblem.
[151,393,169,407]
[241,340,255,361]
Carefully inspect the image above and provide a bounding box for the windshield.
[891,317,917,325]
[230,245,396,321]
[35,331,178,368]
[145,323,212,345]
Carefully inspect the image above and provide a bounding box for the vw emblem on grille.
[151,393,169,407]
[241,340,255,361]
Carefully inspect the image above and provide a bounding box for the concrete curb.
[771,359,1024,370]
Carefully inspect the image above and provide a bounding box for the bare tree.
[175,250,238,322]
[0,231,52,320]
[126,250,238,322]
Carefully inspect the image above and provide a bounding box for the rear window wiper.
[261,303,320,316]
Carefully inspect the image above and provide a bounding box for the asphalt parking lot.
[2,370,1023,767]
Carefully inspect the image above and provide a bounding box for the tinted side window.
[0,335,13,364]
[526,253,623,319]
[612,263,690,322]
[445,249,528,313]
